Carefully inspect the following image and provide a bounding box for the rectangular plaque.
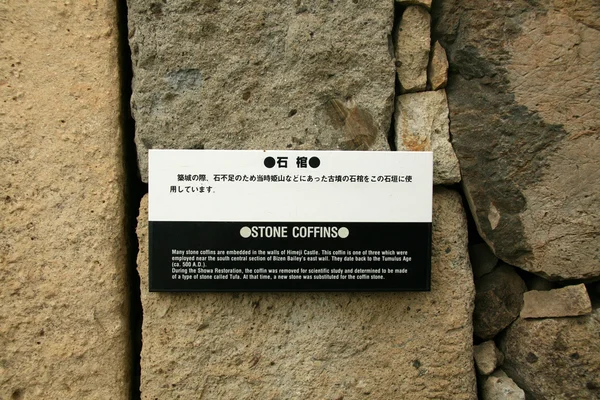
[148,149,433,291]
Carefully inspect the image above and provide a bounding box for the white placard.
[149,150,432,223]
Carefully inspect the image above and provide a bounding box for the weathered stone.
[395,6,430,92]
[434,0,600,280]
[474,341,504,375]
[521,284,592,319]
[428,41,448,90]
[469,242,498,279]
[500,312,600,399]
[396,0,432,10]
[128,0,395,182]
[474,263,527,339]
[136,188,477,399]
[482,374,526,400]
[394,90,461,184]
[0,1,129,399]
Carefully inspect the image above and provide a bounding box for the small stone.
[469,242,498,279]
[474,341,504,375]
[395,0,432,10]
[395,6,430,92]
[500,312,600,399]
[394,90,460,184]
[521,284,592,319]
[482,374,526,400]
[474,263,527,339]
[428,41,448,90]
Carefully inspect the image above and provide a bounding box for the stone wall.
[1,0,599,399]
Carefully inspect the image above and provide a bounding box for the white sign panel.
[148,150,433,292]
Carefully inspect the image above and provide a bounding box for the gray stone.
[428,41,448,90]
[469,242,498,279]
[128,0,395,182]
[395,6,430,92]
[396,0,432,10]
[434,0,600,280]
[394,90,461,184]
[474,263,527,339]
[482,374,525,400]
[500,312,600,399]
[136,188,477,399]
[474,341,504,375]
[0,1,130,399]
[521,284,592,319]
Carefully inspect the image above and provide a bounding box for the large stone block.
[500,312,600,399]
[0,1,129,399]
[434,0,600,280]
[127,0,396,181]
[136,188,476,399]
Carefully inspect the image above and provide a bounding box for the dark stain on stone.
[586,381,600,390]
[412,359,421,368]
[526,352,538,363]
[325,99,378,150]
[432,0,568,267]
[165,69,202,91]
[149,2,163,15]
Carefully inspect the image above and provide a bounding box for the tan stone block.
[0,1,129,399]
[521,284,592,319]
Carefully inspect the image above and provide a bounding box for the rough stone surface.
[500,311,600,399]
[474,263,527,339]
[434,0,600,280]
[428,41,448,90]
[474,341,504,376]
[469,243,498,279]
[521,284,592,319]
[395,6,430,92]
[396,0,432,10]
[394,90,461,184]
[0,1,130,399]
[482,374,525,400]
[136,188,476,399]
[128,0,395,181]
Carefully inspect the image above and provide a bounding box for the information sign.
[149,150,432,291]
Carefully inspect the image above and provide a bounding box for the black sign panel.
[149,221,431,291]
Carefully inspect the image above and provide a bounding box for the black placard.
[149,221,431,291]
